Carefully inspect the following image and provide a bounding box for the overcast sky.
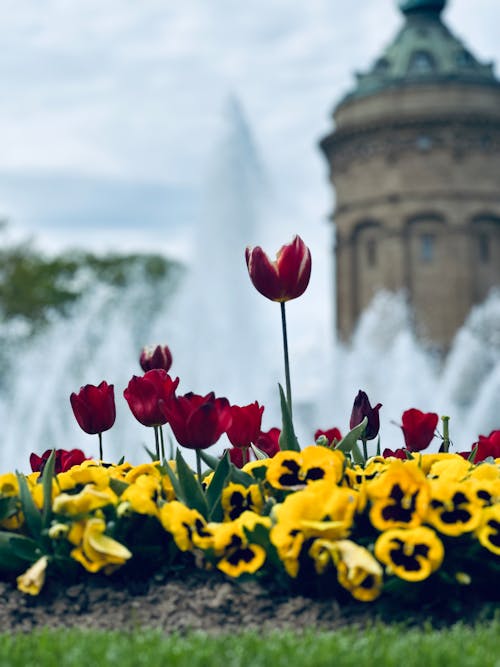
[1,0,499,255]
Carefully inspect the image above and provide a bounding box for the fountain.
[0,99,499,471]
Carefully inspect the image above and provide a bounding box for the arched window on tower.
[408,50,436,75]
[470,215,500,301]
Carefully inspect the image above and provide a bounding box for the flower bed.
[1,235,498,611]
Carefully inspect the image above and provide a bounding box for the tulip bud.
[245,235,311,302]
[350,390,382,441]
[139,345,173,373]
[70,382,116,435]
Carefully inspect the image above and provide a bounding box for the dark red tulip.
[70,381,116,435]
[382,448,407,460]
[254,427,281,457]
[401,408,438,452]
[245,235,311,302]
[123,370,179,427]
[139,345,173,373]
[227,401,264,449]
[314,427,342,446]
[473,430,500,462]
[161,392,232,450]
[30,448,88,474]
[350,390,382,441]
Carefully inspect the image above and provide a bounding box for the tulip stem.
[98,432,103,461]
[159,426,165,461]
[280,301,293,418]
[441,416,450,453]
[196,450,203,484]
[153,426,160,461]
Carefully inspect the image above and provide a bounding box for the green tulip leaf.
[0,532,39,573]
[251,445,269,460]
[162,460,184,503]
[0,496,19,522]
[228,466,255,487]
[16,472,42,540]
[41,449,56,529]
[175,449,209,520]
[335,417,368,455]
[278,384,301,452]
[206,452,231,519]
[109,478,130,497]
[198,449,222,471]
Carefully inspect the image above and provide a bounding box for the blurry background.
[0,0,499,468]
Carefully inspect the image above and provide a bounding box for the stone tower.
[320,0,500,349]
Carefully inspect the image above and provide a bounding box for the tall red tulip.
[401,408,438,452]
[227,401,264,449]
[70,381,116,460]
[124,370,179,428]
[245,235,311,303]
[245,235,312,419]
[139,345,173,373]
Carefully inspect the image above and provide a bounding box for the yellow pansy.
[53,485,117,516]
[69,517,131,573]
[221,483,263,521]
[367,460,429,530]
[159,501,213,551]
[120,474,160,516]
[475,505,500,555]
[374,526,444,582]
[426,478,482,536]
[266,446,345,491]
[210,511,269,577]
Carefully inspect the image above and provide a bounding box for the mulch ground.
[1,566,497,634]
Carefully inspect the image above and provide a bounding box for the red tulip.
[161,392,232,450]
[401,408,439,452]
[350,390,382,441]
[245,235,311,302]
[254,427,281,457]
[70,381,116,435]
[314,427,342,446]
[124,370,179,427]
[139,345,173,373]
[227,401,264,449]
[224,447,247,468]
[473,430,500,462]
[30,448,88,474]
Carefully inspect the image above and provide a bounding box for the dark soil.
[0,566,497,634]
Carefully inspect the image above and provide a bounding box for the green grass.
[1,621,500,667]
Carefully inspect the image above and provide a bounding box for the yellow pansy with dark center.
[374,526,444,582]
[427,479,481,536]
[221,483,263,521]
[120,474,161,517]
[270,481,358,578]
[266,446,345,491]
[159,501,214,551]
[210,511,269,577]
[367,460,429,530]
[475,505,500,555]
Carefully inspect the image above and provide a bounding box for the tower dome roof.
[341,0,498,103]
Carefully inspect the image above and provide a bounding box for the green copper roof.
[342,0,497,102]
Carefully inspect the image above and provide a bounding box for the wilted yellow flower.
[69,517,131,573]
[309,539,383,602]
[17,556,49,596]
[270,481,358,577]
[375,526,444,582]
